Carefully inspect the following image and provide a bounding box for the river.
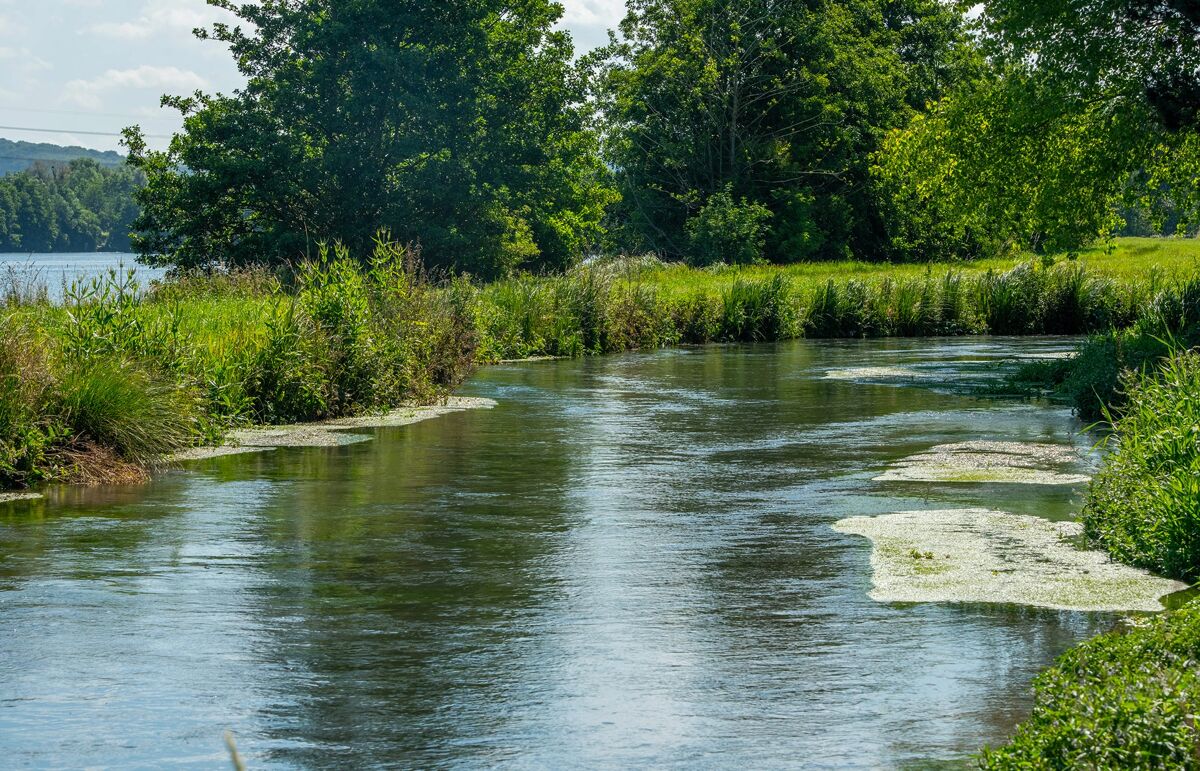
[0,338,1122,768]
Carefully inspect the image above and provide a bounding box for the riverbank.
[981,345,1200,764]
[2,236,1198,493]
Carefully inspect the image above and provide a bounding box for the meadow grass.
[467,237,1199,361]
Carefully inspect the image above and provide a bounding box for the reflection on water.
[0,338,1110,768]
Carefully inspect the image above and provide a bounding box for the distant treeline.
[0,138,124,177]
[0,159,143,253]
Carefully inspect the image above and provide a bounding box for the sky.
[0,0,627,154]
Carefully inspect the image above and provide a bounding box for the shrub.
[1081,350,1200,581]
[0,315,63,487]
[685,186,773,267]
[981,600,1200,769]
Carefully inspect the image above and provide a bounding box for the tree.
[874,1,1200,259]
[125,0,616,277]
[591,0,978,264]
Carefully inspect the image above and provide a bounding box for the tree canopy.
[874,0,1200,258]
[591,0,979,264]
[126,0,615,276]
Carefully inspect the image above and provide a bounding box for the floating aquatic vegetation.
[833,508,1187,612]
[0,492,42,503]
[174,397,497,461]
[823,366,930,382]
[875,440,1091,485]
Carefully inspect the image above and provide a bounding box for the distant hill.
[0,138,124,176]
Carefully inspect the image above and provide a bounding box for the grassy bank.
[981,600,1200,769]
[982,348,1200,766]
[2,236,1198,491]
[467,238,1200,361]
[0,241,475,488]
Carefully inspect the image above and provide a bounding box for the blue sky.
[0,0,626,153]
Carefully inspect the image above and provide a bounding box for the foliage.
[1082,349,1200,582]
[685,186,773,266]
[591,0,980,263]
[124,0,615,277]
[876,0,1200,259]
[0,316,62,488]
[980,599,1200,769]
[0,159,144,253]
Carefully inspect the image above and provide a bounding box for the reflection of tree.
[247,398,574,765]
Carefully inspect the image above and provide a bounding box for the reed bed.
[465,254,1175,362]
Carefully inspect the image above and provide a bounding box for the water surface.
[0,252,163,301]
[0,338,1117,768]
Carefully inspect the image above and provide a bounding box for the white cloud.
[91,21,154,40]
[560,0,626,26]
[63,65,209,109]
[90,0,238,41]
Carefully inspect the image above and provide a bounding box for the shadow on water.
[0,337,1121,768]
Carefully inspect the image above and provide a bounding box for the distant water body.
[0,252,166,302]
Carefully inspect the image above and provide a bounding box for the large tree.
[875,0,1200,259]
[592,0,978,264]
[125,0,615,276]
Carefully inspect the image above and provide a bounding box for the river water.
[0,338,1117,768]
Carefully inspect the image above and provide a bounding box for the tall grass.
[1082,349,1200,582]
[468,258,1167,361]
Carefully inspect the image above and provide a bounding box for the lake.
[0,253,164,301]
[0,338,1122,768]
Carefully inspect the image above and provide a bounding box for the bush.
[685,186,773,267]
[981,600,1200,769]
[1081,350,1200,581]
[0,316,62,487]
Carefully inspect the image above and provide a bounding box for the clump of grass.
[980,599,1200,768]
[55,359,197,469]
[1082,349,1200,582]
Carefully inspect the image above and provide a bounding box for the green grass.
[466,237,1200,361]
[1082,349,1200,582]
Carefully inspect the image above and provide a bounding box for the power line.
[0,125,172,139]
[0,105,180,122]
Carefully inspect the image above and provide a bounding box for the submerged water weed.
[980,599,1200,769]
[1083,349,1200,582]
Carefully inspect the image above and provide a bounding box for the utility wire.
[0,125,172,139]
[0,105,180,122]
